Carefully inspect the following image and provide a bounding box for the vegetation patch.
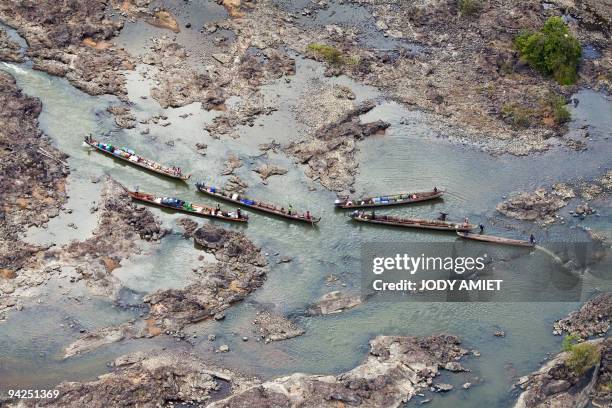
[515,17,581,85]
[501,103,535,128]
[306,43,358,66]
[540,92,571,125]
[458,0,483,17]
[562,335,601,375]
[502,91,570,129]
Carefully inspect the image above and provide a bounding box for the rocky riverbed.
[7,334,476,407]
[1,0,609,184]
[0,70,69,311]
[61,221,268,357]
[1,1,610,407]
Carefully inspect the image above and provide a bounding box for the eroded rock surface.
[252,310,305,342]
[0,0,133,98]
[287,102,389,191]
[308,291,362,316]
[0,71,68,311]
[553,293,611,339]
[210,334,474,407]
[0,28,23,62]
[11,351,256,408]
[514,338,608,408]
[496,187,569,224]
[141,224,266,331]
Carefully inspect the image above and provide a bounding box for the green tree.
[515,17,582,85]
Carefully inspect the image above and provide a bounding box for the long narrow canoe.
[196,182,321,224]
[84,136,190,181]
[456,231,535,247]
[335,189,444,209]
[128,191,248,222]
[350,211,474,232]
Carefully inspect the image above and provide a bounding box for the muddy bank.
[514,338,609,408]
[7,350,256,408]
[209,334,474,407]
[29,334,475,408]
[553,293,611,339]
[286,102,389,192]
[0,70,68,311]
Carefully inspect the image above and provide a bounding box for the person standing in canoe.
[433,186,438,193]
[529,234,536,245]
[479,224,485,234]
[288,204,293,216]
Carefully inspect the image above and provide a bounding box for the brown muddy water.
[1,13,611,408]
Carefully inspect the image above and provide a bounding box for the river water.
[1,9,611,407]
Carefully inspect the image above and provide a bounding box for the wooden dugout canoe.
[350,212,474,232]
[456,231,535,247]
[196,182,321,224]
[128,191,248,222]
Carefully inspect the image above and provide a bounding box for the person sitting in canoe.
[438,212,447,221]
[306,211,311,220]
[371,210,376,220]
[237,208,242,219]
[288,204,293,216]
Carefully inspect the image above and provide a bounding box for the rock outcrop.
[514,338,608,408]
[287,102,389,191]
[496,187,569,224]
[210,334,473,407]
[308,291,362,316]
[10,351,256,408]
[553,293,611,339]
[252,310,305,342]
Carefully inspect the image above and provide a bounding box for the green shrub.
[538,92,571,125]
[565,342,600,375]
[458,0,483,16]
[307,43,344,64]
[515,17,582,85]
[562,333,580,351]
[502,103,534,128]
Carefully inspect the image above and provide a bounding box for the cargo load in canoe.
[128,190,247,222]
[335,189,444,208]
[84,135,190,181]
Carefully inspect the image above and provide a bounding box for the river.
[0,11,611,407]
